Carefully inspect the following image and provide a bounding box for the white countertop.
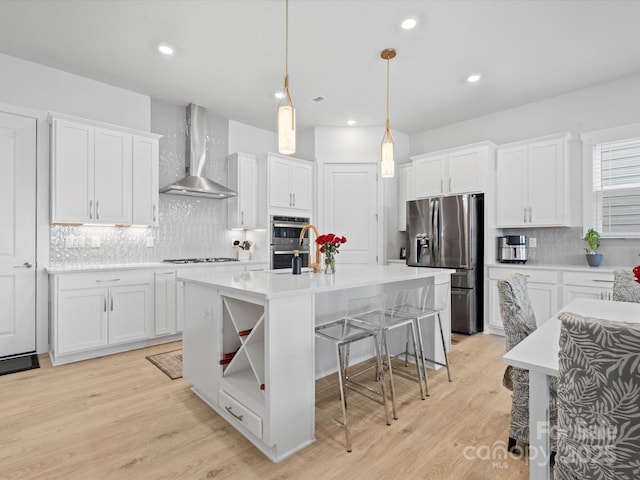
[486,263,623,273]
[178,264,455,299]
[46,260,268,274]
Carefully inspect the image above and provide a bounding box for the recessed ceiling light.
[347,120,356,126]
[158,44,174,55]
[274,91,285,100]
[467,73,482,83]
[401,17,418,30]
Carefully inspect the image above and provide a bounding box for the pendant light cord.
[285,0,289,77]
[386,57,390,126]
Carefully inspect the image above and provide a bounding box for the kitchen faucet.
[299,224,321,273]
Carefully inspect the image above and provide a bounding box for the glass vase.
[324,253,335,275]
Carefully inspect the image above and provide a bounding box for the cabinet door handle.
[103,293,107,312]
[96,200,100,220]
[524,207,527,223]
[224,405,244,421]
[153,204,156,222]
[440,179,444,193]
[449,178,452,192]
[110,294,114,312]
[293,193,296,206]
[241,211,244,225]
[529,207,532,223]
[89,200,93,220]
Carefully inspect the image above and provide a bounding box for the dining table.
[502,297,640,480]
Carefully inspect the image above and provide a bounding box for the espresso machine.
[498,235,529,264]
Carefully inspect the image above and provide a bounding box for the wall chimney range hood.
[159,103,237,199]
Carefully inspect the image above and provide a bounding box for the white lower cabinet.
[486,266,617,335]
[154,270,177,335]
[487,266,559,334]
[107,283,154,344]
[183,283,315,462]
[561,271,614,304]
[51,269,173,365]
[56,288,109,354]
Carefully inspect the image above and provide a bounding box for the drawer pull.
[592,279,614,283]
[225,406,244,421]
[96,278,121,283]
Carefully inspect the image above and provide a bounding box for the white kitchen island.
[179,264,453,462]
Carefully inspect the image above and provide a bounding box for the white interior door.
[322,164,378,264]
[0,111,36,357]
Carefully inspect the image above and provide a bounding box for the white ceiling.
[0,0,639,135]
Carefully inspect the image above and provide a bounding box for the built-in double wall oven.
[270,215,310,270]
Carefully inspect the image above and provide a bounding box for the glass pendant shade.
[278,76,296,154]
[277,0,295,155]
[380,48,396,178]
[381,123,395,178]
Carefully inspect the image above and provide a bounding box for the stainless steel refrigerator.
[406,193,484,334]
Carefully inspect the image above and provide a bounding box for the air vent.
[311,95,327,103]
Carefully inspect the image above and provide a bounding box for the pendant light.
[380,48,396,178]
[277,0,295,155]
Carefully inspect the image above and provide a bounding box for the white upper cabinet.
[51,118,95,223]
[496,133,572,228]
[411,142,493,198]
[268,152,312,215]
[132,135,159,226]
[50,113,161,226]
[94,128,132,224]
[398,163,415,231]
[227,152,258,229]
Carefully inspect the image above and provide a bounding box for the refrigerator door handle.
[433,197,441,263]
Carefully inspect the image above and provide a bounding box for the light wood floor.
[1,333,529,480]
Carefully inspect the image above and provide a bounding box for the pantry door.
[322,163,378,264]
[0,111,36,357]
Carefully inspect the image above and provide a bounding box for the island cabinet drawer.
[488,267,558,284]
[563,271,614,287]
[219,390,262,439]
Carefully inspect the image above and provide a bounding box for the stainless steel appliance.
[270,215,310,269]
[159,103,237,199]
[163,257,239,264]
[498,235,528,264]
[407,193,484,334]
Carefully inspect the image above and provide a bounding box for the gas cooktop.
[163,257,239,264]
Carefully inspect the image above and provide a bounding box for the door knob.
[14,262,33,268]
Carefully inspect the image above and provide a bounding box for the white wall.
[0,53,150,130]
[410,73,640,155]
[313,126,409,263]
[228,119,277,155]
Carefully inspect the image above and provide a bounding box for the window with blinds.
[592,136,640,235]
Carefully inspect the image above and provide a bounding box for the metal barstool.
[388,283,452,394]
[315,311,391,452]
[347,293,426,420]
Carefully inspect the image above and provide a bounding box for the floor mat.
[0,354,40,376]
[146,350,183,380]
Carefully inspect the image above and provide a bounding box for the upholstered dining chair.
[555,311,640,480]
[497,274,557,453]
[612,269,640,303]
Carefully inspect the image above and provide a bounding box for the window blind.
[593,137,640,235]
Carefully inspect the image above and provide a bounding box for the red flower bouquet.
[633,265,640,284]
[315,233,347,274]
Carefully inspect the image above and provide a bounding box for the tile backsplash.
[503,227,640,267]
[49,99,241,267]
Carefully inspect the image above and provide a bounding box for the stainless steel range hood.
[160,103,237,199]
